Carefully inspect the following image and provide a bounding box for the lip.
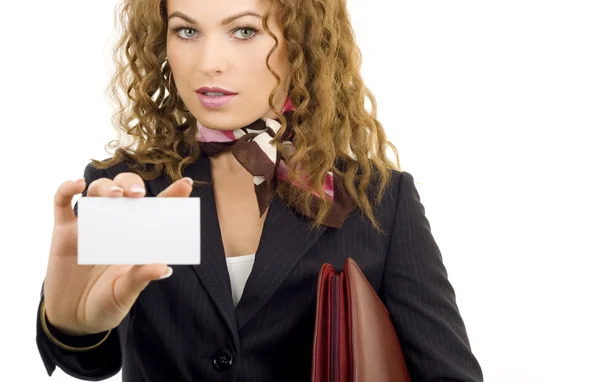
[196,93,237,109]
[195,86,237,95]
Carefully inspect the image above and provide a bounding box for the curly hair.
[91,0,402,233]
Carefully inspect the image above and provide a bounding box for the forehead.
[166,0,268,19]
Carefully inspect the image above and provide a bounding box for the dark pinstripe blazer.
[36,151,484,382]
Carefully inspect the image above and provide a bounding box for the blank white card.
[77,197,201,265]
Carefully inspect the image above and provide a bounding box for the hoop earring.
[164,57,175,90]
[167,71,175,90]
[163,58,189,113]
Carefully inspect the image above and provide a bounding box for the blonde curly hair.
[91,0,402,233]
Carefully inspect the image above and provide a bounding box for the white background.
[1,1,598,381]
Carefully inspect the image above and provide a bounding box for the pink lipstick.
[195,87,238,109]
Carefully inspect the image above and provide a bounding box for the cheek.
[252,37,289,76]
[263,45,290,86]
[165,51,191,78]
[242,51,283,87]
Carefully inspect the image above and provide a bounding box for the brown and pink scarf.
[195,98,354,228]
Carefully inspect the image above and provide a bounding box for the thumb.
[113,264,172,309]
[54,179,87,225]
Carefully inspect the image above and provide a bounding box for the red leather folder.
[312,258,411,382]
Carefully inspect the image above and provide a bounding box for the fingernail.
[110,186,124,193]
[182,177,194,186]
[130,185,146,194]
[157,267,173,280]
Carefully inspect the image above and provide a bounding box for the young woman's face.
[166,0,291,130]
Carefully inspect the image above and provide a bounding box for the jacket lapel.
[147,152,239,349]
[234,196,327,330]
[147,150,329,337]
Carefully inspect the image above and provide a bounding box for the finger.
[113,172,147,198]
[54,179,87,224]
[157,177,194,198]
[85,178,127,198]
[112,264,173,309]
[156,178,194,198]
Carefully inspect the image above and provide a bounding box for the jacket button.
[212,349,233,371]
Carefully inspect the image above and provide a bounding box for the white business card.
[77,197,200,265]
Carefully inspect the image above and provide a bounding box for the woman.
[36,0,484,381]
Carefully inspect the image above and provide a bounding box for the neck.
[209,152,247,176]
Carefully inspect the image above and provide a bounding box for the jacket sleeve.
[381,171,484,382]
[36,162,123,380]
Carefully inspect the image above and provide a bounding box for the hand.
[43,172,194,335]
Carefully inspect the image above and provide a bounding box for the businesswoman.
[36,0,484,380]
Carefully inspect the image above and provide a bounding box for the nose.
[196,34,228,76]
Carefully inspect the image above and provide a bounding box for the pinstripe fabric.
[36,151,484,381]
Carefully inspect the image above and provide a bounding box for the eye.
[174,27,197,40]
[232,27,258,41]
[170,25,258,42]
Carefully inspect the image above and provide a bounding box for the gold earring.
[168,71,174,89]
[164,57,174,89]
[164,58,188,112]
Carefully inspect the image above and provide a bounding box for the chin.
[192,109,263,131]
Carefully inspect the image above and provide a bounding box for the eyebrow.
[167,11,262,26]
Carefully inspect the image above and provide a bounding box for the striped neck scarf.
[195,98,354,228]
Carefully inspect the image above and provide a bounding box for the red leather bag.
[312,258,412,382]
